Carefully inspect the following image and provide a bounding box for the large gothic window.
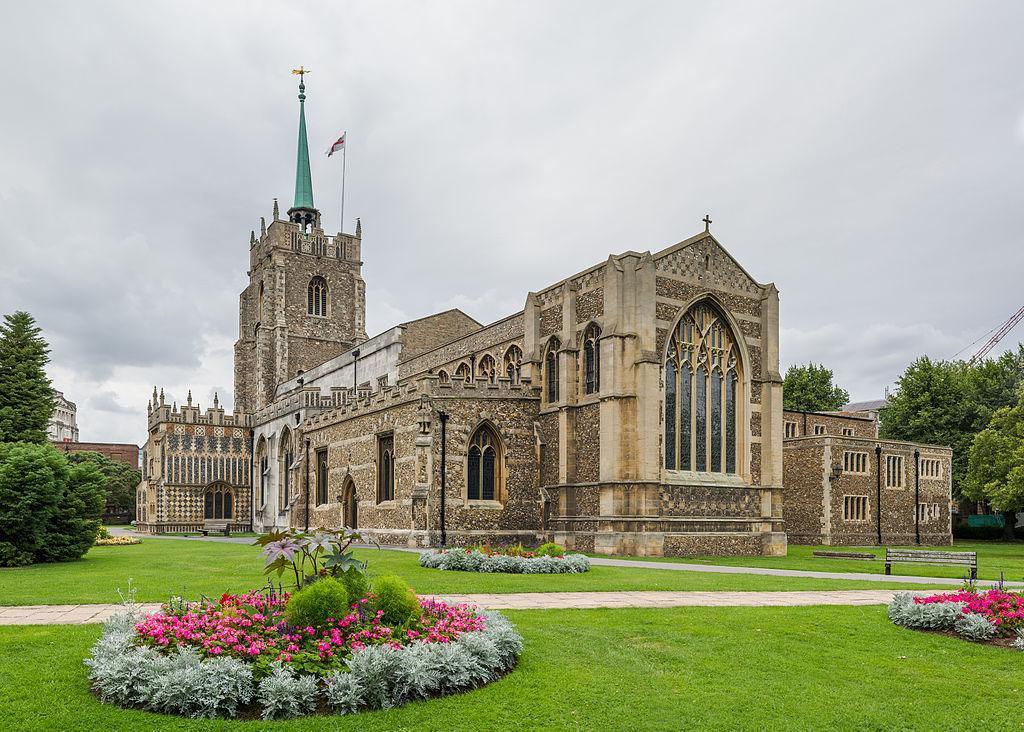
[477,354,497,384]
[307,276,328,317]
[467,423,501,501]
[664,302,741,474]
[279,428,293,509]
[545,337,560,403]
[582,323,601,395]
[316,448,329,505]
[204,484,233,520]
[503,345,522,384]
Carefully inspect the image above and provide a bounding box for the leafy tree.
[782,363,850,412]
[0,311,54,443]
[0,442,105,566]
[66,451,141,520]
[882,350,1024,497]
[963,401,1024,539]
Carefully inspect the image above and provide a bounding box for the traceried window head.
[477,354,497,384]
[437,369,450,385]
[545,337,560,403]
[582,323,601,395]
[467,423,501,501]
[307,276,328,317]
[664,302,741,475]
[503,345,523,384]
[454,362,472,384]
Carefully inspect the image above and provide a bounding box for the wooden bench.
[200,520,231,537]
[813,551,876,560]
[884,548,977,579]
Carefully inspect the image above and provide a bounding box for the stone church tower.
[234,74,367,412]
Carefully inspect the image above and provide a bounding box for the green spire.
[293,73,314,210]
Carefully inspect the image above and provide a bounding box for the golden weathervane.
[291,66,311,81]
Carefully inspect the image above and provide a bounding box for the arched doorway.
[342,477,358,529]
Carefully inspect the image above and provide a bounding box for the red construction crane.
[969,305,1024,364]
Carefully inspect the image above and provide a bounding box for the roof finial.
[260,217,266,236]
[703,214,712,233]
[250,230,256,245]
[355,217,361,238]
[159,388,165,405]
[213,391,220,408]
[187,389,193,407]
[273,198,279,220]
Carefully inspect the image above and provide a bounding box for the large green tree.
[0,442,105,566]
[0,311,53,443]
[881,348,1024,496]
[963,400,1024,539]
[66,451,141,520]
[782,363,850,412]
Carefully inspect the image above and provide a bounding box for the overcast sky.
[1,1,1022,444]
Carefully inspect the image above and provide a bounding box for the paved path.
[110,529,1003,587]
[0,590,918,625]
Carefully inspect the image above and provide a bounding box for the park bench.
[884,548,977,579]
[200,520,231,537]
[812,551,876,560]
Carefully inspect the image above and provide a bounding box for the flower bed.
[86,589,522,719]
[95,536,141,546]
[888,588,1024,648]
[420,548,590,574]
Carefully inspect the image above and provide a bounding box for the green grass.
[602,541,1024,582]
[1,605,1020,730]
[0,539,947,606]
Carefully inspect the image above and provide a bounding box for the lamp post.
[438,410,449,546]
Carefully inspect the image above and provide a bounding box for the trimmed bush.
[420,548,590,574]
[373,575,419,628]
[339,568,369,602]
[887,593,965,631]
[285,577,349,629]
[535,542,566,557]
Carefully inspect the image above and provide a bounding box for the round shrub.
[286,577,349,629]
[373,575,419,628]
[339,568,369,603]
[535,542,565,557]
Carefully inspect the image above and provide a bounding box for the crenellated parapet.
[146,387,251,430]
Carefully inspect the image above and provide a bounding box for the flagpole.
[339,133,347,234]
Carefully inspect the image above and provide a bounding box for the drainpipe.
[802,412,808,436]
[914,449,921,545]
[304,438,311,531]
[248,432,254,533]
[438,410,449,546]
[875,445,883,545]
[352,349,360,392]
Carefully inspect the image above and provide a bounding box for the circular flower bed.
[888,588,1024,648]
[86,588,522,719]
[420,548,590,574]
[95,536,141,546]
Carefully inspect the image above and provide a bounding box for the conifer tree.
[0,311,54,443]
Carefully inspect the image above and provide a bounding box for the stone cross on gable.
[703,215,712,232]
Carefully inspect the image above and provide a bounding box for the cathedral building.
[136,77,952,554]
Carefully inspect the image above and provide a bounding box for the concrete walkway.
[109,529,1000,587]
[0,590,919,625]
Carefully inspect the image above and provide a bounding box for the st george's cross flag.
[326,132,346,157]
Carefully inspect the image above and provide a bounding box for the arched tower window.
[582,323,601,395]
[467,423,502,501]
[377,432,395,502]
[307,276,328,317]
[454,362,472,384]
[545,337,560,403]
[664,302,741,475]
[204,483,234,520]
[477,354,496,384]
[503,345,523,384]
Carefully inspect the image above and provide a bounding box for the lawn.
[0,605,1019,730]
[0,539,943,605]
[605,541,1024,582]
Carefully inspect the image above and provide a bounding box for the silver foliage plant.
[257,664,319,720]
[886,593,966,630]
[953,612,998,642]
[419,548,590,574]
[86,607,524,719]
[1012,628,1024,651]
